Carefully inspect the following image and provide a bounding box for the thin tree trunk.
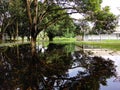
[31,0,38,54]
[49,37,53,41]
[2,33,5,42]
[22,36,24,43]
[26,0,38,52]
[16,21,19,41]
[31,36,36,55]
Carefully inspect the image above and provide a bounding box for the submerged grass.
[78,40,120,51]
[52,38,120,51]
[0,38,120,51]
[0,41,30,47]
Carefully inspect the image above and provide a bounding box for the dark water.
[0,43,119,90]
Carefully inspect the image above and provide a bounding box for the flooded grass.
[0,38,120,51]
[77,40,120,51]
[0,41,30,47]
[53,38,120,51]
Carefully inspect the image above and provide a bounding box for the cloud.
[101,0,120,15]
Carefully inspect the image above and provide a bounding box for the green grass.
[77,40,120,51]
[52,37,76,44]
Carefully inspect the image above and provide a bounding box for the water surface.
[0,43,119,90]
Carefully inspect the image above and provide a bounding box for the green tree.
[74,19,90,40]
[0,0,103,43]
[92,6,118,34]
[46,16,76,41]
[0,0,11,42]
[0,0,26,42]
[0,0,103,51]
[25,0,102,52]
[8,0,25,41]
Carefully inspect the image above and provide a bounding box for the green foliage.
[64,43,75,53]
[0,0,29,41]
[46,16,76,40]
[1,0,118,43]
[73,0,102,14]
[0,0,10,29]
[91,7,118,34]
[7,0,29,38]
[38,4,68,29]
[9,0,24,19]
[83,0,101,12]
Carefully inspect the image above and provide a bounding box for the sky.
[101,0,120,15]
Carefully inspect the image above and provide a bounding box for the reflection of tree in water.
[67,51,116,90]
[0,43,116,90]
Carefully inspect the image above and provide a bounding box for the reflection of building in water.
[75,45,120,56]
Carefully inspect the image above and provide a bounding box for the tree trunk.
[26,0,38,52]
[31,36,37,55]
[16,21,19,41]
[9,35,12,42]
[22,36,24,43]
[0,33,2,42]
[1,32,5,43]
[49,36,53,41]
[48,32,54,41]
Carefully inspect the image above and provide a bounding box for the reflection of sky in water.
[68,67,86,77]
[67,55,120,90]
[100,55,120,90]
[102,56,120,76]
[100,78,120,90]
[68,55,120,90]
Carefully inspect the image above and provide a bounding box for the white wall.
[83,34,120,41]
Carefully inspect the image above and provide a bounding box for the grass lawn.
[52,37,76,44]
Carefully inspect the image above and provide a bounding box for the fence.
[76,34,120,41]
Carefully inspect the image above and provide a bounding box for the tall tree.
[26,0,38,53]
[25,0,102,52]
[0,0,11,42]
[0,0,25,42]
[46,12,76,41]
[8,0,25,41]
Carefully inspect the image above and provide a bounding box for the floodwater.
[0,43,120,90]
